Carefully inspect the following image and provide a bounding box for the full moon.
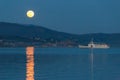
[26,10,35,18]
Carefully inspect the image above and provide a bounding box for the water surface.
[0,48,120,80]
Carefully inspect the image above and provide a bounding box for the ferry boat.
[79,40,110,49]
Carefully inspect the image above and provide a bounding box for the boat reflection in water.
[26,47,34,80]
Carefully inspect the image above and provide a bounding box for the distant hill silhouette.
[0,22,120,47]
[0,22,80,40]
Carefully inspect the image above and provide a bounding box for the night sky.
[0,0,120,34]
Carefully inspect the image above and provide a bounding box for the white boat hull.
[79,45,109,49]
[78,39,110,49]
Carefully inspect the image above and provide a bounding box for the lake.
[0,48,120,80]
